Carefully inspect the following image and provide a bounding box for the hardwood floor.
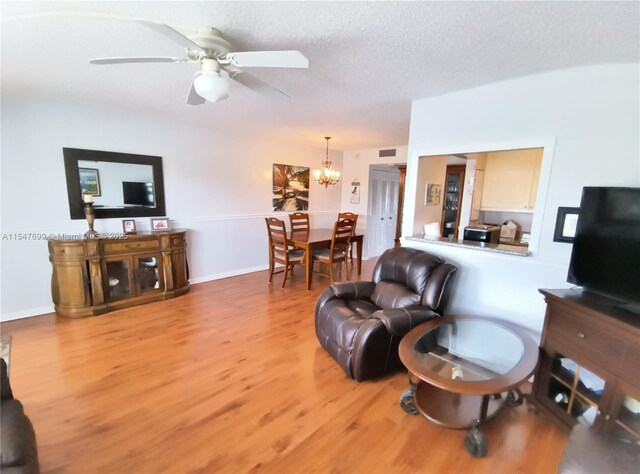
[1,261,567,473]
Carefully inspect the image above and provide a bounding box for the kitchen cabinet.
[529,289,640,441]
[49,230,189,318]
[480,149,542,212]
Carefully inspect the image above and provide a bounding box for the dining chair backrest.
[330,218,355,256]
[265,217,289,258]
[338,212,358,234]
[289,212,310,232]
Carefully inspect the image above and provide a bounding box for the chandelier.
[313,136,340,188]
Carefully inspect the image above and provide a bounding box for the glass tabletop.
[413,319,525,382]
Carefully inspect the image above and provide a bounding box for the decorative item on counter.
[82,193,99,239]
[500,220,518,239]
[423,222,441,238]
[350,179,360,204]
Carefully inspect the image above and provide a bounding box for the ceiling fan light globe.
[193,72,230,103]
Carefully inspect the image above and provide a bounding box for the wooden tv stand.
[48,230,189,318]
[530,289,640,442]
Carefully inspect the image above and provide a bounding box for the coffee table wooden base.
[414,381,506,430]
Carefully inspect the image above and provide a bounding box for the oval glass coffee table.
[398,314,538,457]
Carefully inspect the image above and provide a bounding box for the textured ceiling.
[2,1,638,150]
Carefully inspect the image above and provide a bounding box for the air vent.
[379,149,396,158]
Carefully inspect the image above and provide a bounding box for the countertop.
[406,234,531,257]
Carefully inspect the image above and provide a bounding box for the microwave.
[463,225,501,244]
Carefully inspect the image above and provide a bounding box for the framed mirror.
[63,148,166,219]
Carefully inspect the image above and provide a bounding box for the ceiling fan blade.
[89,57,185,65]
[229,71,291,100]
[224,51,309,68]
[135,19,205,53]
[186,75,206,105]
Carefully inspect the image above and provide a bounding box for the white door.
[367,168,400,258]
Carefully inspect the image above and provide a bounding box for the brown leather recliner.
[315,247,457,381]
[1,359,39,474]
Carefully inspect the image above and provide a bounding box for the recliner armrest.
[329,281,376,300]
[370,306,440,336]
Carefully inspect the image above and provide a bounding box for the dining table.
[289,228,364,290]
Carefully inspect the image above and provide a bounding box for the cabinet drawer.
[51,242,86,257]
[103,240,159,254]
[547,310,625,370]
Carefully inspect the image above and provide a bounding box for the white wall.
[0,98,343,321]
[340,145,407,235]
[402,64,640,337]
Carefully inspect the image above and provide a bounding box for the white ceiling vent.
[379,149,396,158]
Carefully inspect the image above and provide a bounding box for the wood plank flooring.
[1,261,567,473]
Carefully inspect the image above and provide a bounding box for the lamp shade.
[193,72,230,103]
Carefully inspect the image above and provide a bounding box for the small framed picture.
[425,183,442,206]
[122,219,137,235]
[150,218,170,231]
[553,207,580,243]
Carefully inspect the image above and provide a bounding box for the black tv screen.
[122,182,154,206]
[567,187,640,306]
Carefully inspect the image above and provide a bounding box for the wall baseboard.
[189,264,269,284]
[1,305,55,322]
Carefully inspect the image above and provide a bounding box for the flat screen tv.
[122,181,154,207]
[567,187,640,310]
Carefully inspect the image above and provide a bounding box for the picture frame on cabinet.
[122,219,137,235]
[553,207,580,243]
[150,218,170,231]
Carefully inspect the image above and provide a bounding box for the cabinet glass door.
[546,353,605,427]
[611,391,640,442]
[136,254,163,294]
[105,259,132,301]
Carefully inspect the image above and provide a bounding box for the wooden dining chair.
[265,217,306,289]
[338,212,359,265]
[289,212,310,232]
[312,218,354,282]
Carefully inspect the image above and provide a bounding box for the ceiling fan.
[89,20,309,105]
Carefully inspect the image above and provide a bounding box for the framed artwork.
[350,179,361,204]
[78,167,101,196]
[425,183,442,206]
[122,219,137,235]
[553,207,580,243]
[272,163,310,212]
[150,218,170,231]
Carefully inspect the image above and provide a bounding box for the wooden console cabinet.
[530,289,640,442]
[49,230,189,318]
